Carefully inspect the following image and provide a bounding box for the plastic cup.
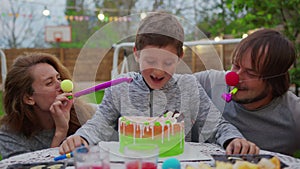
[124,144,159,169]
[74,144,110,169]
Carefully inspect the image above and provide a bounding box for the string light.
[242,33,248,38]
[97,10,105,21]
[42,6,50,16]
[140,12,146,19]
[214,36,221,42]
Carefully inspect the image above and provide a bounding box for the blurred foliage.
[294,150,300,159]
[290,66,300,86]
[203,0,300,39]
[80,90,105,104]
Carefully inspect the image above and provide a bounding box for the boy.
[59,12,259,155]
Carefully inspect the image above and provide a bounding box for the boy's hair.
[135,12,184,57]
[232,29,296,97]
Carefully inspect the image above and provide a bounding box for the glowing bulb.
[140,12,146,19]
[98,13,105,21]
[42,7,50,16]
[214,36,221,42]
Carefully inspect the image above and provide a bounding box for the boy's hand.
[226,138,260,154]
[59,135,88,154]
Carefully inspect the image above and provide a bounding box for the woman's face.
[28,63,62,112]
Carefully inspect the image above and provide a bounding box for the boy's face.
[134,45,182,90]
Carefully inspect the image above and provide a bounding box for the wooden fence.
[0,44,238,83]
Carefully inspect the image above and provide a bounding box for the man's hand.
[59,135,88,154]
[226,138,260,154]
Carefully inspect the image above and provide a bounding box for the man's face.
[135,45,181,90]
[231,50,273,109]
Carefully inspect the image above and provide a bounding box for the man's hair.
[135,12,184,56]
[232,29,296,97]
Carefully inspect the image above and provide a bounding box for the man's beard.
[233,86,271,104]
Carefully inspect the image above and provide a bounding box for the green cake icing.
[118,111,184,157]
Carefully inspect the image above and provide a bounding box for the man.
[195,29,300,156]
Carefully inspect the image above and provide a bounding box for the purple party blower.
[74,77,133,97]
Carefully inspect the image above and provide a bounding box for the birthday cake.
[118,111,185,157]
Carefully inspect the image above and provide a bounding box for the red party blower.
[222,71,239,102]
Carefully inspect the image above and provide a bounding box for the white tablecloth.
[1,142,299,169]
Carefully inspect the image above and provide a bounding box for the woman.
[0,52,94,159]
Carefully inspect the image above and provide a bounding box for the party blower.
[221,71,239,102]
[60,77,133,98]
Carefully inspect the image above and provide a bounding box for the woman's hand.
[49,93,74,147]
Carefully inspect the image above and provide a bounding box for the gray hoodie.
[75,72,244,148]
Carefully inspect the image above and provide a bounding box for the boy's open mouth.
[150,75,164,82]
